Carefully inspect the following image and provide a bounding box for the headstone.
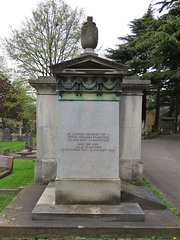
[18,123,23,136]
[17,124,24,141]
[24,133,29,149]
[2,128,12,141]
[29,132,33,150]
[160,117,176,133]
[17,135,25,141]
[3,148,10,156]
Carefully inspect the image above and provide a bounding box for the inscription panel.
[62,132,115,153]
[57,101,119,179]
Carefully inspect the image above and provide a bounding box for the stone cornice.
[122,77,151,94]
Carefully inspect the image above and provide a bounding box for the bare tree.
[3,0,84,78]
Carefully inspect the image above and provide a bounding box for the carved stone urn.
[81,16,98,54]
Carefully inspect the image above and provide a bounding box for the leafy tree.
[106,7,157,74]
[0,75,36,130]
[0,56,12,79]
[11,81,36,132]
[155,0,179,13]
[0,75,22,128]
[106,7,158,123]
[144,1,180,130]
[106,2,180,131]
[3,0,84,79]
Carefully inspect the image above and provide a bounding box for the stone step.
[32,183,145,222]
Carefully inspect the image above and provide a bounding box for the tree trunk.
[154,84,161,131]
[174,81,179,133]
[142,89,147,123]
[2,118,6,130]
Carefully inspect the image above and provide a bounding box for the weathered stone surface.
[0,155,14,179]
[2,128,12,141]
[81,17,98,50]
[42,159,57,183]
[32,182,144,222]
[29,64,150,186]
[57,101,119,179]
[56,100,121,204]
[118,77,151,184]
[55,179,121,205]
[121,181,167,210]
[1,185,179,239]
[35,93,58,184]
[119,160,143,184]
[3,148,10,156]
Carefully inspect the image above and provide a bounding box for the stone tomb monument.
[2,128,12,141]
[30,17,158,221]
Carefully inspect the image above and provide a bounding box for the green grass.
[0,139,36,154]
[0,141,24,154]
[0,193,17,212]
[143,178,180,218]
[0,159,34,189]
[0,168,8,173]
[0,159,34,212]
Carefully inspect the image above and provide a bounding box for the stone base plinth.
[32,182,145,222]
[119,160,143,185]
[55,178,121,205]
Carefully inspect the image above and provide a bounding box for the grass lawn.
[0,141,24,154]
[0,139,36,155]
[0,193,17,212]
[0,159,34,212]
[0,159,34,189]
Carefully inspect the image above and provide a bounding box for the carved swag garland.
[56,76,122,97]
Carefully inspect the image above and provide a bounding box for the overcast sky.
[0,0,154,55]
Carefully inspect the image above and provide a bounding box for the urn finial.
[81,16,98,55]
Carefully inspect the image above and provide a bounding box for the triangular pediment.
[66,60,113,70]
[50,54,128,77]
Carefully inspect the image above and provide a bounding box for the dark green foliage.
[106,2,180,130]
[155,0,179,13]
[0,74,36,126]
[0,75,23,121]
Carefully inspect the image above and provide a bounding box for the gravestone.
[52,17,127,205]
[17,124,24,141]
[29,132,33,150]
[31,17,152,222]
[30,18,150,187]
[2,128,12,141]
[17,135,24,141]
[3,148,10,156]
[18,123,23,135]
[160,117,176,133]
[24,133,29,149]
